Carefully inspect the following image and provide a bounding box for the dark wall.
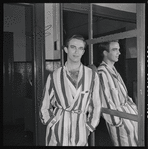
[3,32,14,125]
[126,58,137,103]
[13,62,32,124]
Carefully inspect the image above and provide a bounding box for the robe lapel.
[101,62,128,97]
[63,64,84,109]
[114,67,128,93]
[102,62,124,87]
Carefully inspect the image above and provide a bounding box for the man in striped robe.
[97,40,138,146]
[39,35,101,146]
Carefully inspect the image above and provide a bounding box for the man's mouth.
[73,55,79,57]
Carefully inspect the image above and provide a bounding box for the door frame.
[32,3,45,146]
[11,3,45,146]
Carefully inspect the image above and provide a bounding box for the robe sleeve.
[127,96,138,114]
[127,96,136,105]
[86,72,101,132]
[99,72,117,108]
[39,74,56,125]
[98,71,123,126]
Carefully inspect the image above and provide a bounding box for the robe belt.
[60,108,83,114]
[120,102,128,106]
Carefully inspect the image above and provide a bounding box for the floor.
[3,118,148,146]
[3,124,33,146]
[3,117,113,146]
[94,117,113,146]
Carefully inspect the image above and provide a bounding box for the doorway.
[3,4,34,146]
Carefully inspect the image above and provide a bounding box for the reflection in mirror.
[93,38,138,146]
[90,4,138,146]
[93,37,137,106]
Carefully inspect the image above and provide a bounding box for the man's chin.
[115,58,119,62]
[73,58,80,62]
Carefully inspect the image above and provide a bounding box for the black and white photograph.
[3,3,147,146]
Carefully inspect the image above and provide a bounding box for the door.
[3,32,14,125]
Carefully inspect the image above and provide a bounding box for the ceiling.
[93,3,136,13]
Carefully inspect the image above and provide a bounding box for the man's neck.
[66,61,81,72]
[103,59,114,69]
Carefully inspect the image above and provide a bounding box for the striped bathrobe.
[98,61,138,146]
[39,63,101,146]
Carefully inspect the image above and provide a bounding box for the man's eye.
[79,47,84,51]
[70,45,75,48]
[112,48,117,51]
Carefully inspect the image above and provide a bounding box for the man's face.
[64,38,85,63]
[105,42,121,63]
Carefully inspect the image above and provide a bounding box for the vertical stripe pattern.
[39,64,101,146]
[98,61,138,146]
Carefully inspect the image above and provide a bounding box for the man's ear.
[64,47,68,53]
[103,50,107,56]
[82,50,85,55]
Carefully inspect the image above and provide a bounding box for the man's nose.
[75,48,79,53]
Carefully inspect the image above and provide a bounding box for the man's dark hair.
[65,34,87,49]
[99,40,119,59]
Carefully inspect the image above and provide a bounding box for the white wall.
[45,3,60,60]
